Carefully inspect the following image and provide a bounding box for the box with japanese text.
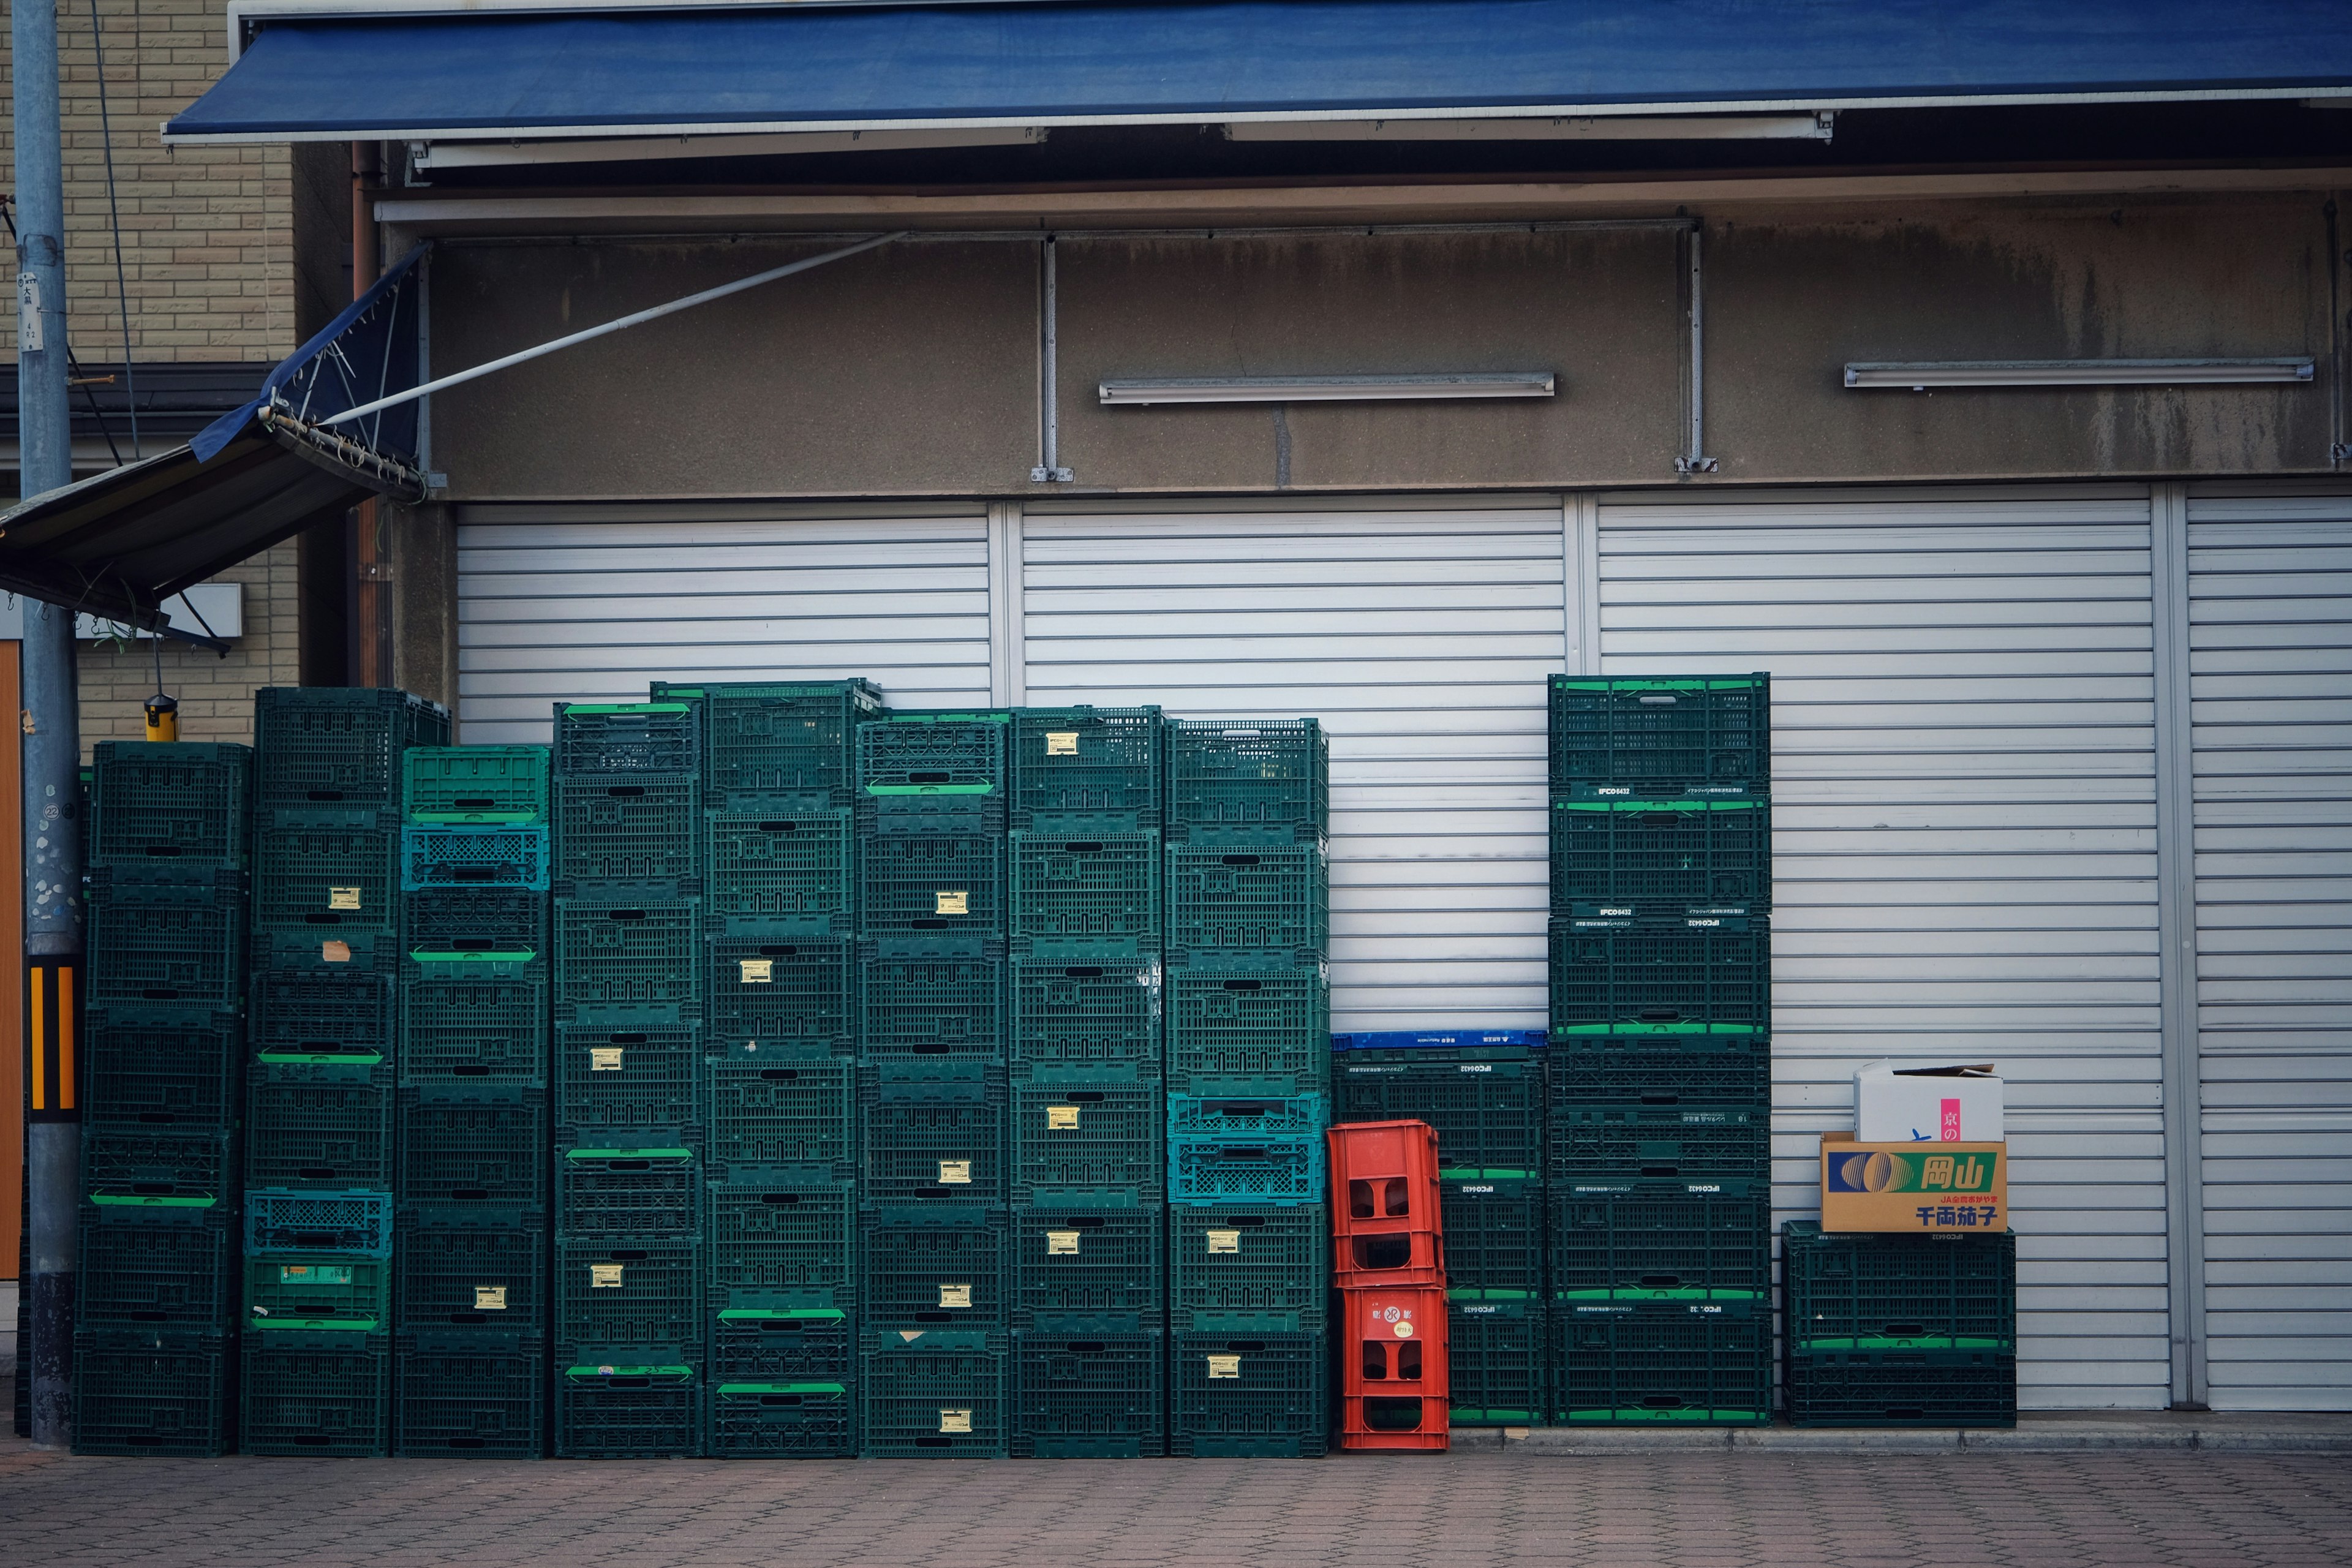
[1819,1132,2006,1234]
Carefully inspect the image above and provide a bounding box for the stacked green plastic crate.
[1163,719,1331,1457]
[392,745,552,1456]
[1780,1225,2018,1426]
[242,687,447,1455]
[854,709,1014,1457]
[658,677,878,1458]
[551,701,706,1455]
[74,741,254,1455]
[1546,674,1772,1426]
[1007,707,1167,1457]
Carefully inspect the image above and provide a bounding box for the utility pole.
[13,0,82,1450]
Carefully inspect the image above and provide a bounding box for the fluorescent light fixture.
[1844,357,2315,389]
[1227,113,1833,143]
[411,126,1044,170]
[1099,372,1556,406]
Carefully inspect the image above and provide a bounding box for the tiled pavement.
[2,1439,2348,1567]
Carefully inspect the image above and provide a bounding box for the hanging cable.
[0,193,124,467]
[143,605,177,741]
[88,0,140,459]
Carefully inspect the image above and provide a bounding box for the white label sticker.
[1044,732,1079,756]
[739,957,774,983]
[939,1408,973,1434]
[937,1159,973,1185]
[1046,1105,1080,1130]
[321,940,352,963]
[1205,1229,1241,1254]
[474,1286,508,1311]
[589,1047,624,1072]
[899,1329,925,1343]
[939,1283,973,1308]
[589,1264,624,1288]
[1207,1354,1242,1380]
[935,890,968,915]
[1395,1321,1415,1338]
[1046,1230,1081,1256]
[328,886,363,911]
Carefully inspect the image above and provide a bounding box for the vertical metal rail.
[2329,200,2346,468]
[1030,236,1072,483]
[1677,222,1717,476]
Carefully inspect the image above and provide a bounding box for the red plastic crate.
[1328,1121,1444,1238]
[1339,1284,1450,1452]
[1333,1226,1446,1288]
[1340,1395,1451,1450]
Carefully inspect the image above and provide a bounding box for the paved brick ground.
[2,1441,2348,1567]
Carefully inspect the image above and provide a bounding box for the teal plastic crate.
[708,924,856,1057]
[858,712,1009,796]
[1545,1021,1768,1104]
[555,1237,705,1349]
[859,937,1005,1059]
[862,1204,1010,1330]
[706,1174,855,1304]
[1011,1329,1165,1457]
[557,1023,702,1131]
[1010,949,1161,1072]
[1448,1298,1547,1426]
[708,1379,853,1457]
[75,1206,238,1333]
[402,888,546,955]
[1014,1066,1164,1200]
[1166,955,1330,1093]
[703,804,853,925]
[1009,829,1161,946]
[653,676,883,806]
[1548,916,1771,1030]
[1169,1328,1327,1457]
[1011,707,1161,831]
[402,745,550,824]
[859,1328,1008,1458]
[90,741,252,869]
[859,830,1005,937]
[252,818,401,933]
[245,1188,394,1257]
[556,1359,702,1458]
[555,897,702,1027]
[239,1328,393,1456]
[861,1058,1008,1202]
[553,701,698,778]
[1548,674,1770,796]
[1551,1189,1771,1303]
[402,951,549,1084]
[559,1139,703,1235]
[394,1331,549,1457]
[397,1083,551,1207]
[1169,1136,1324,1204]
[1169,1203,1327,1330]
[1550,1301,1770,1426]
[707,1056,854,1177]
[81,1128,235,1212]
[72,1327,233,1457]
[255,686,448,809]
[1780,1223,2018,1352]
[710,1303,851,1383]
[396,1208,548,1332]
[245,1055,394,1189]
[1011,1196,1163,1330]
[1164,718,1327,841]
[245,1253,393,1333]
[556,776,700,891]
[401,826,552,891]
[82,1010,241,1133]
[1166,839,1329,956]
[249,967,395,1058]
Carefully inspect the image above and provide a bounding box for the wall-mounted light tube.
[1845,358,2315,390]
[1099,372,1555,405]
[1227,113,1832,143]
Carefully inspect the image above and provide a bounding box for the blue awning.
[165,0,2352,144]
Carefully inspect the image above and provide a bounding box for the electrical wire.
[88,0,140,458]
[0,192,126,467]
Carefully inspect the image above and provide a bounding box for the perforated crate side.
[862,1205,1011,1330]
[709,929,856,1056]
[402,886,548,954]
[1011,1329,1166,1457]
[1009,1200,1164,1329]
[558,1141,704,1235]
[1166,840,1329,956]
[707,1057,854,1175]
[1165,958,1330,1091]
[397,1086,551,1207]
[1547,918,1771,1030]
[401,826,553,892]
[553,701,698,778]
[1169,1329,1328,1457]
[1545,1022,1769,1104]
[707,1379,854,1457]
[655,676,881,804]
[75,1208,238,1332]
[71,1329,235,1457]
[402,745,551,824]
[86,890,247,1011]
[556,1363,703,1458]
[1012,1071,1164,1200]
[1166,1091,1327,1140]
[859,831,1006,937]
[82,1011,242,1133]
[1010,830,1161,944]
[249,967,396,1057]
[401,954,551,1083]
[1009,952,1161,1071]
[554,899,702,1023]
[244,1188,395,1257]
[394,1333,549,1457]
[1547,674,1770,796]
[858,1329,1009,1458]
[252,822,402,934]
[1168,1203,1328,1328]
[1546,1103,1769,1186]
[858,712,1009,794]
[556,777,701,889]
[1783,1348,2016,1428]
[1168,1136,1325,1204]
[1549,1302,1770,1425]
[1435,1174,1546,1297]
[556,1023,703,1131]
[554,1237,706,1349]
[245,1058,395,1189]
[859,1061,1009,1201]
[90,741,252,868]
[81,1128,235,1210]
[1010,707,1162,827]
[397,1208,550,1332]
[1333,1055,1545,1172]
[255,686,448,808]
[706,1176,856,1301]
[1550,1189,1770,1302]
[710,1305,852,1383]
[1446,1298,1548,1425]
[859,943,1005,1058]
[239,1329,393,1457]
[703,806,853,922]
[1549,798,1771,913]
[1164,719,1328,839]
[244,1252,394,1332]
[1779,1223,2018,1351]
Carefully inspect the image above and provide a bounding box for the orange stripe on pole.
[28,965,44,1112]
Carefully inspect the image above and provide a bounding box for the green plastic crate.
[861,1059,1008,1201]
[252,819,401,933]
[559,1140,703,1235]
[1170,1328,1328,1457]
[246,1253,393,1333]
[557,1023,702,1131]
[859,937,1004,1059]
[394,1331,549,1457]
[1550,1301,1770,1425]
[72,1327,233,1457]
[86,881,247,1011]
[1014,1066,1164,1200]
[555,897,702,1027]
[1436,1170,1547,1297]
[244,1188,393,1256]
[706,1174,855,1303]
[710,1303,851,1382]
[82,1010,242,1133]
[1010,707,1162,829]
[90,741,252,868]
[1011,1196,1164,1330]
[1334,1050,1545,1172]
[707,1056,854,1177]
[1164,718,1327,841]
[1010,829,1161,947]
[397,1084,551,1207]
[246,1056,394,1189]
[708,924,856,1057]
[75,1207,238,1332]
[1550,797,1771,914]
[255,925,393,976]
[239,1328,393,1456]
[1546,1022,1768,1104]
[1165,955,1330,1093]
[858,712,1009,796]
[556,1360,702,1458]
[396,1208,549,1332]
[401,951,549,1084]
[1009,950,1161,1072]
[1548,916,1771,1030]
[708,1379,853,1458]
[402,745,551,824]
[703,804,853,925]
[255,686,448,809]
[1780,1223,2018,1351]
[1448,1298,1548,1425]
[1784,1346,2016,1428]
[1548,674,1770,796]
[401,886,546,952]
[859,830,1005,937]
[1169,1203,1327,1330]
[249,967,396,1058]
[401,826,552,892]
[1547,1103,1768,1186]
[1012,1329,1165,1457]
[859,1328,1008,1458]
[653,676,883,806]
[556,776,700,892]
[862,1204,1010,1329]
[81,1128,235,1212]
[555,1237,705,1349]
[1550,1189,1770,1303]
[553,701,698,778]
[1166,839,1329,956]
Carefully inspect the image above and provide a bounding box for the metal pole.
[1029,237,1071,483]
[13,0,83,1452]
[1676,222,1717,475]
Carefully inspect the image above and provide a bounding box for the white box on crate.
[1854,1061,2005,1143]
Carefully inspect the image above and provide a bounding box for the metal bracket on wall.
[1676,221,1718,476]
[1030,236,1075,483]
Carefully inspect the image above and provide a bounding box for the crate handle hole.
[1638,1165,1679,1178]
[450,869,497,883]
[609,1250,649,1261]
[1063,842,1103,854]
[1227,1216,1267,1228]
[910,772,951,784]
[142,845,182,858]
[756,946,797,957]
[452,798,495,811]
[1221,855,1260,867]
[307,790,345,801]
[1066,1092,1105,1104]
[607,786,645,799]
[451,1313,486,1325]
[611,1033,648,1044]
[761,1395,805,1407]
[451,1188,488,1201]
[1637,1274,1683,1289]
[447,1436,487,1448]
[760,1194,801,1205]
[1225,1340,1267,1353]
[1637,695,1678,706]
[915,1436,952,1447]
[1638,1010,1682,1023]
[606,910,647,922]
[297,1168,336,1181]
[1883,1407,1925,1420]
[1063,966,1104,978]
[758,822,798,833]
[137,1112,176,1125]
[1065,1216,1107,1229]
[1223,981,1261,993]
[1397,1343,1422,1380]
[1639,1396,1687,1409]
[1363,1396,1427,1430]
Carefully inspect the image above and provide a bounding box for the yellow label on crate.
[322,940,352,963]
[1046,1105,1080,1130]
[1045,732,1079,756]
[589,1047,624,1072]
[328,887,363,911]
[474,1286,508,1311]
[590,1264,625,1289]
[1206,1355,1242,1380]
[935,891,968,916]
[939,1409,973,1434]
[739,958,773,984]
[939,1283,973,1308]
[938,1160,972,1185]
[1046,1231,1082,1256]
[1205,1229,1241,1254]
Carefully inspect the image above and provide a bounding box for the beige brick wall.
[74,537,302,755]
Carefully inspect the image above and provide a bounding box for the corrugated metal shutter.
[1597,486,2169,1411]
[453,502,993,743]
[2186,486,2352,1412]
[1020,496,1566,1033]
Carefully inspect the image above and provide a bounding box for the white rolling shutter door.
[2186,488,2352,1412]
[1597,486,2169,1411]
[453,503,993,742]
[1020,497,1565,1033]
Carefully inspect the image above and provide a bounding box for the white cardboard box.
[1854,1061,2005,1143]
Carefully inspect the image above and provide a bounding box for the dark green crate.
[704,804,853,924]
[402,826,552,891]
[560,1139,703,1234]
[1548,674,1770,796]
[1448,1298,1547,1425]
[1170,1328,1328,1457]
[72,1328,233,1456]
[1551,1189,1771,1303]
[402,886,547,951]
[858,712,1009,796]
[557,1023,702,1131]
[708,924,856,1057]
[1784,1347,2016,1428]
[1166,839,1329,956]
[1012,1329,1165,1457]
[707,1057,854,1175]
[253,820,402,933]
[246,1057,394,1189]
[555,1237,706,1348]
[255,686,448,807]
[250,967,396,1057]
[1335,1051,1545,1171]
[90,741,252,868]
[708,1379,853,1457]
[863,1204,1010,1329]
[859,830,1005,937]
[1547,1103,1768,1185]
[556,776,700,891]
[1009,830,1161,947]
[1011,1196,1163,1329]
[1009,950,1161,1071]
[1780,1222,2018,1351]
[256,925,393,976]
[1545,1022,1768,1103]
[861,1059,1008,1200]
[398,1084,551,1207]
[394,1332,548,1457]
[553,701,698,778]
[1169,1203,1327,1329]
[1437,1170,1547,1297]
[654,676,883,806]
[1550,1301,1770,1425]
[245,1253,393,1333]
[76,1207,238,1332]
[555,897,702,1025]
[860,937,1003,1059]
[556,1360,703,1458]
[1165,956,1330,1093]
[403,745,551,824]
[707,1174,855,1303]
[1011,707,1161,829]
[240,1329,393,1457]
[82,1128,235,1211]
[1548,916,1771,1030]
[397,1208,549,1332]
[1165,718,1328,841]
[1014,1066,1163,1200]
[1550,797,1771,914]
[83,1011,242,1132]
[711,1303,851,1382]
[87,886,247,1011]
[402,952,549,1084]
[859,1328,1009,1458]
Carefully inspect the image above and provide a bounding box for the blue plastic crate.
[244,1189,395,1257]
[1330,1030,1547,1051]
[1166,1091,1328,1140]
[1168,1136,1326,1204]
[401,825,552,891]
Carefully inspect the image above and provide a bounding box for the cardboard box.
[1820,1131,2007,1233]
[1855,1061,2005,1143]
